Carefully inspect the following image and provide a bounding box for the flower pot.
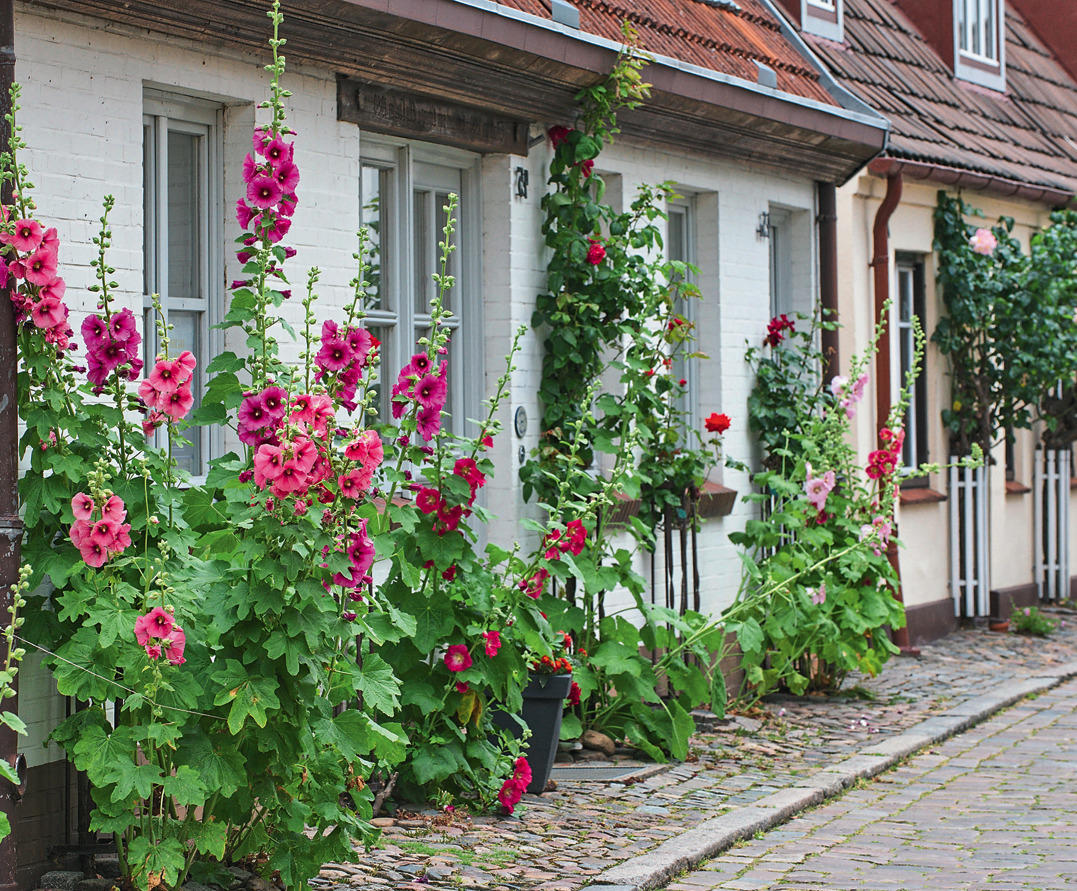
[989,619,1010,633]
[492,673,571,795]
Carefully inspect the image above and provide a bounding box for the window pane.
[143,122,156,297]
[169,310,202,474]
[360,166,388,311]
[413,190,432,315]
[668,209,687,263]
[167,131,200,302]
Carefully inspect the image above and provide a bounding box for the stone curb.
[587,663,1077,891]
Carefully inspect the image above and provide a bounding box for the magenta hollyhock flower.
[163,626,186,666]
[238,393,270,431]
[345,327,373,366]
[390,380,410,420]
[347,520,375,577]
[81,314,109,350]
[2,218,43,253]
[444,644,472,673]
[242,153,259,184]
[414,372,447,410]
[263,136,293,167]
[71,493,94,521]
[134,606,175,645]
[315,336,353,373]
[482,630,501,658]
[273,159,300,193]
[279,193,298,217]
[265,216,292,244]
[562,519,587,556]
[416,487,440,515]
[24,245,58,286]
[107,308,138,343]
[260,386,288,422]
[252,126,270,155]
[236,199,256,230]
[247,174,283,210]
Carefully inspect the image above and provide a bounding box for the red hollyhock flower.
[705,412,731,434]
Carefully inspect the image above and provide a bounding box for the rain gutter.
[869,157,1075,208]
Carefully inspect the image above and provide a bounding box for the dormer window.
[959,0,998,62]
[954,0,1006,91]
[802,0,843,42]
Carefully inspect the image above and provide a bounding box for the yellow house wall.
[835,174,1057,609]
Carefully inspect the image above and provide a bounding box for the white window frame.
[359,137,483,438]
[954,0,1006,91]
[801,0,843,42]
[896,257,928,479]
[142,90,224,477]
[667,198,698,437]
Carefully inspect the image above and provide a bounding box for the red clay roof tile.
[802,0,1077,195]
[492,0,839,105]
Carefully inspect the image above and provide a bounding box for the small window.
[801,0,843,41]
[360,141,480,437]
[896,257,928,483]
[958,0,998,62]
[143,92,222,476]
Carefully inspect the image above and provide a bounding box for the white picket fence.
[1034,447,1071,601]
[949,460,989,617]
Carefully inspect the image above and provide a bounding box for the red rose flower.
[548,125,572,148]
[586,239,606,266]
[705,412,731,434]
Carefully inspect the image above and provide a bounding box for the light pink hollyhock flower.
[830,375,848,396]
[344,429,384,472]
[71,493,94,521]
[969,227,997,255]
[134,606,174,645]
[148,358,184,395]
[482,630,501,658]
[247,174,283,210]
[851,373,868,402]
[253,444,285,488]
[2,218,43,253]
[138,379,162,412]
[163,626,186,666]
[24,245,58,286]
[444,644,472,673]
[110,523,132,555]
[162,385,194,421]
[145,643,162,660]
[804,470,836,512]
[810,583,827,606]
[102,495,126,524]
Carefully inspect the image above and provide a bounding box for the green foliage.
[933,194,1077,453]
[1009,605,1056,636]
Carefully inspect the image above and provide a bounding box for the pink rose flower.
[969,227,997,255]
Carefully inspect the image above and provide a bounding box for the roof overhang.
[869,157,1075,209]
[30,0,888,183]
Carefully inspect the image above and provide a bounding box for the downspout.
[817,182,839,377]
[0,0,18,886]
[870,171,915,652]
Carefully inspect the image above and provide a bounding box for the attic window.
[802,0,843,42]
[955,0,1006,91]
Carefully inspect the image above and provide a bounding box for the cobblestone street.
[313,615,1077,889]
[668,676,1077,891]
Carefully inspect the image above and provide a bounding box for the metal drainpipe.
[870,171,916,653]
[0,1,20,887]
[817,182,839,378]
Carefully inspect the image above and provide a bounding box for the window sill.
[698,481,737,519]
[899,487,947,506]
[1071,476,1077,490]
[1005,480,1031,496]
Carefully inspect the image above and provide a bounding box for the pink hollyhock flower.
[242,153,258,184]
[134,607,174,645]
[24,245,58,286]
[236,199,256,230]
[145,643,162,660]
[810,583,827,606]
[344,429,384,472]
[31,296,67,330]
[138,379,162,412]
[3,218,43,253]
[315,336,353,372]
[238,393,270,431]
[520,568,549,600]
[482,630,501,658]
[290,393,315,425]
[162,386,194,421]
[253,444,285,488]
[38,276,66,303]
[273,159,300,193]
[586,239,606,265]
[337,469,366,499]
[416,487,440,515]
[100,496,125,525]
[444,644,472,673]
[148,358,184,395]
[71,493,94,521]
[163,626,186,666]
[291,438,318,474]
[89,518,119,551]
[263,136,293,167]
[247,174,283,209]
[175,351,196,379]
[416,405,442,442]
[41,226,58,253]
[969,227,997,255]
[142,411,164,437]
[562,519,587,556]
[804,470,836,512]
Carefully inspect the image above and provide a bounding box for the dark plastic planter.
[492,673,571,795]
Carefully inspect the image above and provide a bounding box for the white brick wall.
[13,5,822,758]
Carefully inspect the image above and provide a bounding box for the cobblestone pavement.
[667,675,1077,891]
[313,614,1077,890]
